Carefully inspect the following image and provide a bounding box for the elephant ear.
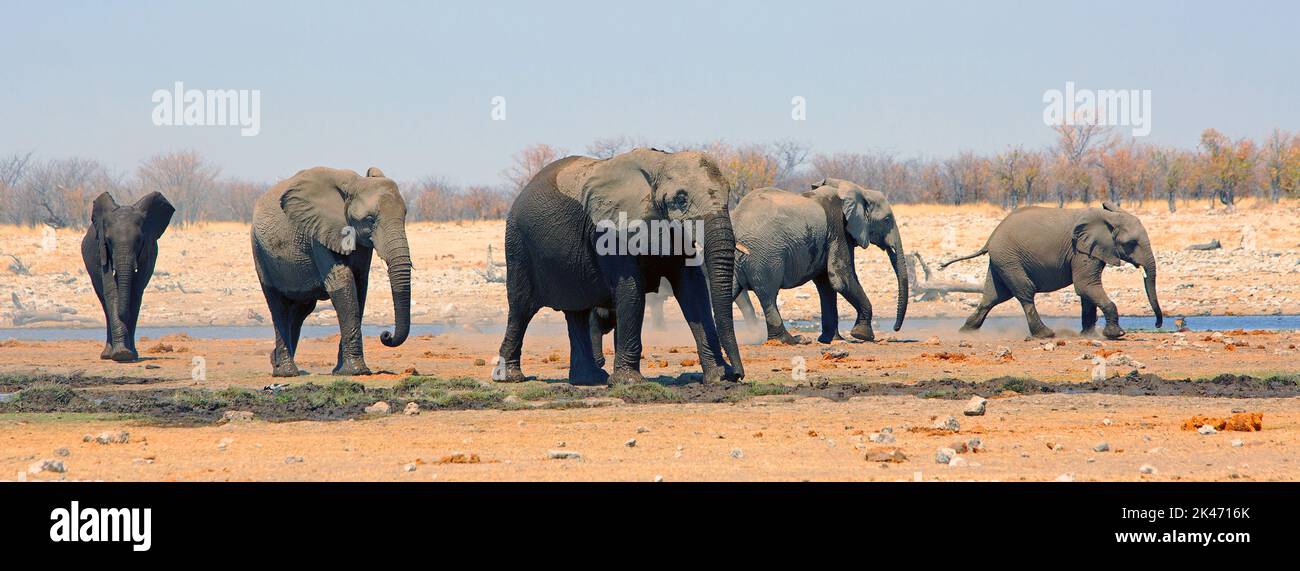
[810,177,828,190]
[1073,209,1122,266]
[133,192,175,243]
[582,154,655,228]
[366,167,385,178]
[836,186,870,247]
[280,168,353,255]
[91,192,118,268]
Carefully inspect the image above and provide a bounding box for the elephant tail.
[938,247,988,270]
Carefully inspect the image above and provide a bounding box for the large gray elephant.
[731,178,908,344]
[250,166,411,376]
[497,148,743,385]
[81,192,175,362]
[939,201,1163,339]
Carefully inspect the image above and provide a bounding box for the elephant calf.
[940,201,1163,339]
[81,192,175,362]
[732,178,909,344]
[250,167,412,376]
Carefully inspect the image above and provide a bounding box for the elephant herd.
[80,148,1164,384]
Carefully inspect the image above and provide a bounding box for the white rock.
[1231,439,1244,448]
[1198,424,1217,435]
[403,402,420,415]
[1093,442,1110,453]
[933,416,961,432]
[935,447,957,464]
[364,401,391,415]
[548,450,582,460]
[1139,464,1157,474]
[963,396,987,416]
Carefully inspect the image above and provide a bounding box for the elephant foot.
[332,359,373,376]
[109,347,138,362]
[271,362,300,378]
[100,344,114,360]
[592,355,606,369]
[568,365,610,386]
[1030,327,1057,339]
[1103,324,1126,340]
[959,324,981,334]
[850,323,875,342]
[816,332,844,344]
[609,368,646,386]
[769,331,809,345]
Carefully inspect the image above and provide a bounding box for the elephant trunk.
[111,246,136,341]
[376,224,412,347]
[1139,250,1163,329]
[883,226,909,332]
[703,211,744,379]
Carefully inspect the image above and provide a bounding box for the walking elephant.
[939,201,1163,339]
[732,178,909,344]
[497,148,743,385]
[81,192,175,362]
[250,166,411,376]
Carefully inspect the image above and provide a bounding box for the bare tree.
[502,144,564,196]
[136,151,221,225]
[1262,129,1300,203]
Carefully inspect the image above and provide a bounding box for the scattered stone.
[403,402,420,416]
[1102,418,1112,426]
[474,358,487,366]
[1046,442,1064,452]
[1231,439,1244,448]
[948,456,967,467]
[1107,353,1146,369]
[636,426,649,434]
[54,447,69,457]
[28,459,66,474]
[865,448,907,463]
[221,410,254,423]
[932,415,960,432]
[625,438,637,448]
[1093,442,1110,453]
[1055,473,1074,482]
[653,475,664,482]
[435,453,481,464]
[217,437,233,451]
[729,448,744,459]
[95,431,130,445]
[963,396,987,416]
[132,457,154,465]
[403,463,417,472]
[284,455,304,464]
[82,434,93,443]
[548,450,582,460]
[1139,464,1157,475]
[993,346,1014,360]
[820,347,849,360]
[958,340,972,348]
[1198,424,1217,435]
[364,401,391,415]
[967,437,983,452]
[869,428,896,444]
[935,447,957,464]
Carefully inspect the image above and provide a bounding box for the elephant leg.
[564,309,609,385]
[288,299,317,358]
[831,272,875,342]
[323,264,371,376]
[668,265,729,383]
[261,286,300,377]
[589,307,615,369]
[498,304,538,382]
[89,267,113,360]
[812,274,843,344]
[756,286,804,344]
[124,246,156,355]
[1077,281,1124,339]
[961,270,1012,332]
[734,289,760,330]
[1017,297,1055,338]
[1079,295,1099,336]
[608,271,647,385]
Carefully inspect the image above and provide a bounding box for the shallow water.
[2,314,1298,342]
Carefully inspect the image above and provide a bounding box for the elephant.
[731,178,909,344]
[497,148,744,385]
[939,201,1163,339]
[81,192,175,362]
[250,166,411,376]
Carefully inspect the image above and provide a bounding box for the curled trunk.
[377,224,412,347]
[883,227,909,332]
[703,211,743,379]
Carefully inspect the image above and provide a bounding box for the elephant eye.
[671,190,689,209]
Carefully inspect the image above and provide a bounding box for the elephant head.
[280,166,412,347]
[1072,201,1163,328]
[582,148,744,378]
[91,191,174,357]
[814,178,909,332]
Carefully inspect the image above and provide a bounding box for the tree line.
[3,126,1297,228]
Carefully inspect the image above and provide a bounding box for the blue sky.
[2,0,1296,186]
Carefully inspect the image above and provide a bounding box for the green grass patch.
[609,382,683,404]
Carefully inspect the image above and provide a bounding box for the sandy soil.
[2,200,1298,482]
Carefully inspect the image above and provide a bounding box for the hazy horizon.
[2,0,1297,186]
